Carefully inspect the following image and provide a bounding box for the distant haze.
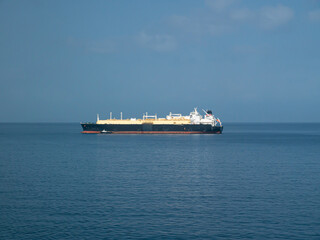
[1,0,320,122]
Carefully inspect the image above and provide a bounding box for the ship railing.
[143,112,157,120]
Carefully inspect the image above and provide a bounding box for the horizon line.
[1,121,320,124]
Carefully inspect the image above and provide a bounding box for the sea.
[0,123,320,239]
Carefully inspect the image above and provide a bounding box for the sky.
[0,0,320,122]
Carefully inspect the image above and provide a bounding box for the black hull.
[81,123,223,134]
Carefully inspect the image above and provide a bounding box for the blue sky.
[0,0,320,122]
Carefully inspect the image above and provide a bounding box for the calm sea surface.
[0,123,320,239]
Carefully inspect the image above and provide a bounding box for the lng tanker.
[81,108,223,134]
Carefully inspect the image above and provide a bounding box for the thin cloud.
[136,32,176,52]
[230,8,255,21]
[308,9,320,21]
[259,5,294,29]
[169,3,294,37]
[170,15,229,35]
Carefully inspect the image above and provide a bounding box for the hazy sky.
[1,0,320,122]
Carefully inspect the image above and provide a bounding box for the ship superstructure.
[81,108,223,134]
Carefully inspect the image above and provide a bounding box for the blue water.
[1,123,320,239]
